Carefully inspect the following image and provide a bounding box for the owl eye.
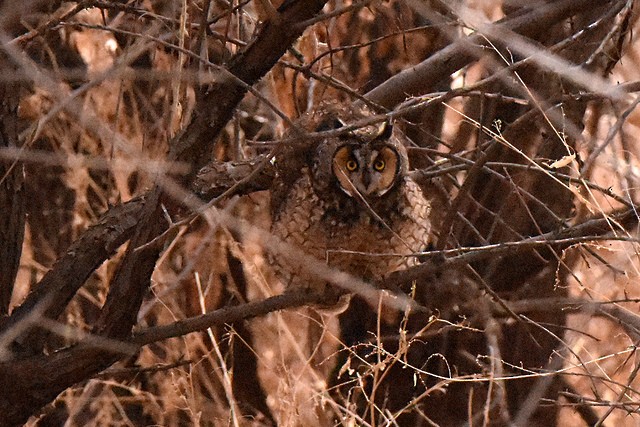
[346,159,358,171]
[373,159,385,171]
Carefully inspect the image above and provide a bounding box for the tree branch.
[132,291,324,346]
[364,0,621,108]
[0,0,329,424]
[0,52,25,315]
[385,206,640,290]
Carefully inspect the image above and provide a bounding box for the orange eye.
[346,159,358,171]
[373,159,385,171]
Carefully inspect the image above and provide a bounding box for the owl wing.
[270,137,315,219]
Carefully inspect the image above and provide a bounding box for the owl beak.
[354,171,380,197]
[361,170,371,191]
[354,170,378,197]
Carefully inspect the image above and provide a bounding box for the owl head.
[311,114,409,203]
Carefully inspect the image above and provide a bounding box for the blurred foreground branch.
[0,0,329,424]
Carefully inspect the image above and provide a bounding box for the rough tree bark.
[0,0,633,425]
[0,52,25,315]
[0,1,328,425]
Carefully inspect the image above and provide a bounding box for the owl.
[270,105,431,300]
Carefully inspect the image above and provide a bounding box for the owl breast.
[270,167,430,292]
[269,104,432,295]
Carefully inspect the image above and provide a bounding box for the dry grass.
[1,0,639,426]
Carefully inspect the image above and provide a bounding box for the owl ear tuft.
[315,117,346,132]
[376,121,393,140]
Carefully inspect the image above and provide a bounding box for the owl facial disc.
[333,145,400,198]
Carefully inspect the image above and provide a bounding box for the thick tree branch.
[0,52,24,315]
[0,0,329,425]
[1,197,145,345]
[364,0,622,108]
[0,290,322,427]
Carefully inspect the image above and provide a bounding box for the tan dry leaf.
[548,153,576,169]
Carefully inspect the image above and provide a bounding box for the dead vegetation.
[1,0,640,426]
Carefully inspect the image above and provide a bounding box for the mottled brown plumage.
[270,105,431,296]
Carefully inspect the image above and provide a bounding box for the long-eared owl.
[270,104,431,298]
